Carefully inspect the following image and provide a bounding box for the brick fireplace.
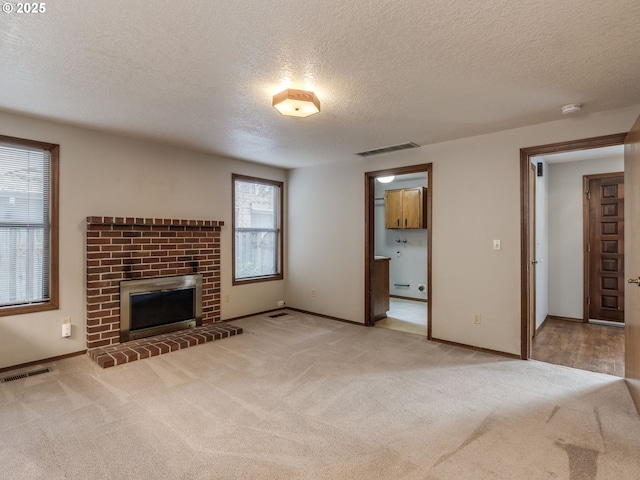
[85,216,239,367]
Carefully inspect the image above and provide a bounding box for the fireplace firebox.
[120,275,203,342]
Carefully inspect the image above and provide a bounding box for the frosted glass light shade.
[273,88,320,117]
[376,176,395,183]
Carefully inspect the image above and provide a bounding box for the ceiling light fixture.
[273,88,320,118]
[376,176,395,184]
[561,103,582,115]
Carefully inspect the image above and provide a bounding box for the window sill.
[0,300,59,317]
[232,274,283,286]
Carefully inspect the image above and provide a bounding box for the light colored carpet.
[1,310,640,479]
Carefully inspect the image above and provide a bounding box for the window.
[0,135,59,316]
[232,174,283,284]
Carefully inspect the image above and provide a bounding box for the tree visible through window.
[232,175,283,284]
[0,135,58,316]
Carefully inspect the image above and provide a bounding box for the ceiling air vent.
[356,142,420,157]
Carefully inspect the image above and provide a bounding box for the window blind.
[0,143,50,307]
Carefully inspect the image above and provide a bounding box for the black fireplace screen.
[130,288,195,331]
[120,274,202,342]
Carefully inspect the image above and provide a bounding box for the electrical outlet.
[277,300,285,307]
[311,289,317,297]
[224,294,230,303]
[61,317,72,338]
[473,313,481,325]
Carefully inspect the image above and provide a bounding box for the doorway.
[520,133,627,372]
[364,164,432,339]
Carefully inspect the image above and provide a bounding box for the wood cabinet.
[371,256,390,321]
[384,187,427,229]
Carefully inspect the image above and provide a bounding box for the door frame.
[529,163,537,341]
[364,163,433,338]
[520,133,627,359]
[583,172,625,323]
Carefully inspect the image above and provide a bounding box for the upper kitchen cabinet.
[384,187,427,229]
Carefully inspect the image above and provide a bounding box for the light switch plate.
[493,239,501,251]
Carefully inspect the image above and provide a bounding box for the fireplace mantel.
[86,216,223,351]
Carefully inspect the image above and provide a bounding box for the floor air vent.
[268,312,288,318]
[356,142,420,157]
[1,368,51,383]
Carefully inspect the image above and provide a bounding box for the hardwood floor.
[532,317,625,377]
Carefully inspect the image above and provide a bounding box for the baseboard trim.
[225,308,520,359]
[535,315,550,336]
[285,308,365,326]
[430,337,520,359]
[548,315,583,323]
[0,350,87,374]
[223,307,364,327]
[390,295,428,303]
[222,307,288,322]
[588,319,625,328]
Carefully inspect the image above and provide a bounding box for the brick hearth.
[86,216,227,366]
[88,322,242,368]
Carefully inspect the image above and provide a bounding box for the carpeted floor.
[1,310,639,479]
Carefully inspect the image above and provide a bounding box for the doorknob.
[629,277,640,286]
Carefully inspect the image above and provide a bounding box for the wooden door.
[587,174,625,322]
[625,115,640,411]
[403,188,423,228]
[384,189,403,229]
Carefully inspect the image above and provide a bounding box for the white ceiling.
[1,1,640,169]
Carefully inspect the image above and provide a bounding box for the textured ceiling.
[1,0,640,169]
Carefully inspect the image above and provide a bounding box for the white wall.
[374,175,428,300]
[547,156,624,319]
[533,159,549,330]
[287,104,640,356]
[0,111,286,369]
